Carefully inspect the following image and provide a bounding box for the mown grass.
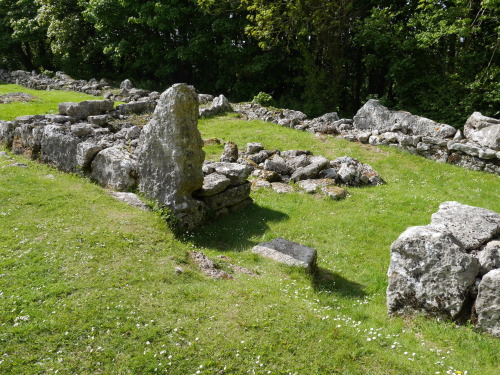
[1,91,499,374]
[0,83,104,120]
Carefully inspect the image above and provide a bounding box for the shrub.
[252,92,274,107]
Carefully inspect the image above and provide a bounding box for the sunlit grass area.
[0,88,499,374]
[0,83,105,121]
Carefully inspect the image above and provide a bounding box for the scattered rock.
[189,251,233,279]
[109,191,149,210]
[475,269,500,337]
[252,237,317,273]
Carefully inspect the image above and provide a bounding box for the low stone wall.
[233,101,500,176]
[0,84,251,231]
[387,202,500,337]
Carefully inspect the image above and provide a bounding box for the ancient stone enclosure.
[1,69,499,337]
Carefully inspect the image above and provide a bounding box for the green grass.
[0,82,105,120]
[0,90,499,374]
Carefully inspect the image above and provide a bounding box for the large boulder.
[387,225,479,319]
[40,125,80,172]
[430,201,500,251]
[137,84,207,231]
[58,100,114,120]
[90,147,138,191]
[463,112,500,151]
[475,269,500,337]
[353,100,456,138]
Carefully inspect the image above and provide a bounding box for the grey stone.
[116,101,156,115]
[264,155,293,176]
[120,79,134,90]
[71,123,94,137]
[138,84,207,230]
[252,238,317,273]
[353,100,456,138]
[201,181,251,210]
[464,112,500,151]
[251,179,272,190]
[290,158,329,182]
[109,191,149,210]
[76,141,106,169]
[88,115,111,126]
[247,149,274,164]
[271,182,294,193]
[475,269,500,337]
[59,100,114,120]
[196,173,231,197]
[91,147,138,191]
[387,225,479,319]
[298,178,336,194]
[220,141,239,162]
[246,142,264,154]
[321,186,347,200]
[430,201,500,251]
[318,167,338,180]
[477,241,500,276]
[40,125,80,172]
[211,162,251,185]
[0,121,15,147]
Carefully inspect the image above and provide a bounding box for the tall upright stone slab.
[138,84,208,230]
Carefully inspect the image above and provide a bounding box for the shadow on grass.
[312,267,366,298]
[188,202,289,251]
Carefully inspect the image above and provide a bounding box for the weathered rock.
[264,154,293,176]
[253,169,281,182]
[464,112,500,151]
[76,140,106,169]
[387,225,479,319]
[198,94,214,104]
[40,125,80,172]
[70,123,94,137]
[202,181,251,211]
[137,84,207,230]
[247,149,275,164]
[220,141,239,162]
[430,201,500,251]
[0,121,16,147]
[477,241,500,276]
[210,162,251,185]
[475,269,500,337]
[321,186,347,200]
[285,154,311,170]
[91,147,138,191]
[116,101,156,115]
[298,178,336,194]
[252,238,317,273]
[354,100,456,138]
[189,251,233,279]
[246,142,264,154]
[196,173,231,197]
[290,158,330,182]
[330,156,383,186]
[109,191,149,210]
[251,179,272,190]
[58,100,114,120]
[120,79,134,90]
[271,182,294,193]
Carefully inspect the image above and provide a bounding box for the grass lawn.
[0,83,105,121]
[0,87,499,374]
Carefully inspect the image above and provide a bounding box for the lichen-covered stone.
[137,83,207,231]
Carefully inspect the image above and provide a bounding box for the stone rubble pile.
[229,99,500,176]
[215,141,383,198]
[387,201,500,337]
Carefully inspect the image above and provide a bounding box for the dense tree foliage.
[0,0,498,124]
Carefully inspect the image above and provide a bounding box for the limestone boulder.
[475,269,500,337]
[353,100,456,138]
[252,238,317,273]
[220,141,239,162]
[91,146,138,191]
[264,154,293,176]
[196,173,231,197]
[137,83,207,230]
[477,241,500,276]
[40,125,80,172]
[387,225,479,319]
[430,201,500,251]
[202,181,251,211]
[464,112,500,151]
[58,100,114,120]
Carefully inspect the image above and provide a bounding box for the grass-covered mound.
[1,86,499,374]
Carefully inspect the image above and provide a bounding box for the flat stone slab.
[252,237,317,272]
